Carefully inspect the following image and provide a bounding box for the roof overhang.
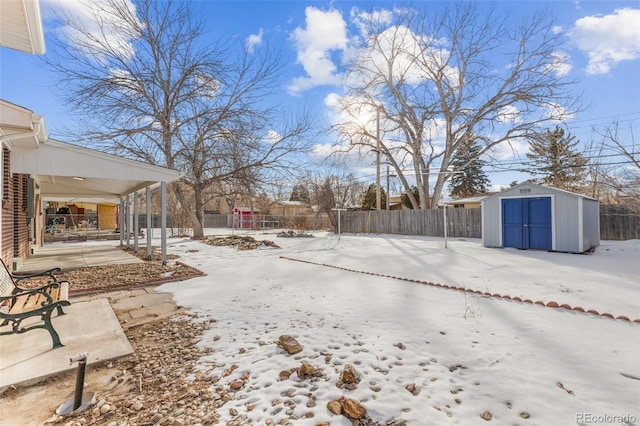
[0,0,46,54]
[0,100,47,148]
[10,139,182,203]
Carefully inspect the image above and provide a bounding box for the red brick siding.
[13,174,30,260]
[1,148,13,266]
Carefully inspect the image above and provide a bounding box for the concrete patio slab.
[17,243,142,273]
[0,298,133,390]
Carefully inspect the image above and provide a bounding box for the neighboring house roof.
[444,193,496,205]
[0,0,45,54]
[10,137,181,203]
[481,182,597,203]
[271,200,308,206]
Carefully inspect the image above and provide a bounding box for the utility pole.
[386,165,396,210]
[376,105,382,210]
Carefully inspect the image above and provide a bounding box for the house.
[387,195,404,211]
[269,200,310,216]
[1,1,181,268]
[481,182,599,253]
[444,193,496,209]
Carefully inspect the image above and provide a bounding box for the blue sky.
[1,0,639,192]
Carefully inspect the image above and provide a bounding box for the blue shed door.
[502,197,551,250]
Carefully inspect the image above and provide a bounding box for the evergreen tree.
[526,126,587,191]
[449,142,491,199]
[361,184,387,210]
[401,186,420,209]
[289,184,310,203]
[316,179,336,212]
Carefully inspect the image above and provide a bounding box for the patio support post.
[119,198,125,246]
[161,181,167,265]
[125,194,131,250]
[133,192,139,254]
[146,186,152,261]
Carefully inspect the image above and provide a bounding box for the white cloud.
[570,8,640,75]
[350,7,393,38]
[246,28,263,54]
[545,102,575,123]
[265,129,282,145]
[288,7,348,94]
[45,0,140,62]
[489,136,530,161]
[548,52,573,77]
[496,105,522,124]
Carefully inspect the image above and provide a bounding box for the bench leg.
[43,310,64,349]
[56,305,66,316]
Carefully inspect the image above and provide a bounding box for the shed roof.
[481,182,597,203]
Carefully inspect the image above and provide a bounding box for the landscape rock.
[278,335,303,355]
[340,364,359,384]
[341,397,367,420]
[327,400,342,415]
[298,361,315,379]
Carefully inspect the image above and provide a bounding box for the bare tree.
[589,122,640,212]
[332,3,580,208]
[45,0,314,237]
[307,171,365,227]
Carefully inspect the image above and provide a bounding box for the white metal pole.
[133,192,139,253]
[443,205,448,249]
[146,186,152,261]
[119,198,124,246]
[125,194,131,250]
[161,182,167,265]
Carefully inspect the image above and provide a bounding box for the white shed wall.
[481,183,599,253]
[582,198,600,251]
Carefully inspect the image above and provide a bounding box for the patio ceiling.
[11,139,181,203]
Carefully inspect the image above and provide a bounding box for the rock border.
[280,256,640,324]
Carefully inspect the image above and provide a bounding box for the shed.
[233,207,259,229]
[481,182,599,253]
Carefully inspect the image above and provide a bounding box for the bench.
[0,260,71,349]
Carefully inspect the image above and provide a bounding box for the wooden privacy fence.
[599,205,640,241]
[338,206,639,241]
[338,208,482,238]
[194,205,639,241]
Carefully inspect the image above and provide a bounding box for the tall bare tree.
[45,0,314,237]
[589,122,640,212]
[332,3,580,208]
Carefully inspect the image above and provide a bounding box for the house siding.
[1,148,13,266]
[12,173,30,260]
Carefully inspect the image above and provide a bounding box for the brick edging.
[69,270,206,297]
[280,256,639,324]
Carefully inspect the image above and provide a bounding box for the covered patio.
[0,0,184,401]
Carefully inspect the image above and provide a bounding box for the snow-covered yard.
[159,231,640,425]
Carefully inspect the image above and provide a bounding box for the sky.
[151,229,639,425]
[1,0,639,193]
